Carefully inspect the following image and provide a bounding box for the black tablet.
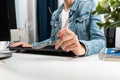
[14,45,76,57]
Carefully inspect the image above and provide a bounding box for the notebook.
[99,48,120,62]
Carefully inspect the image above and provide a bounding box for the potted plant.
[92,0,120,28]
[92,0,120,48]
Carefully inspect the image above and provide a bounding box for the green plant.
[92,0,120,28]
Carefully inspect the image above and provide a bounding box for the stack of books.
[99,48,120,62]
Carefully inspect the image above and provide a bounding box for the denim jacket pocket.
[75,14,90,31]
[74,14,90,40]
[75,14,89,23]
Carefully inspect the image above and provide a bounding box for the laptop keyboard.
[8,45,76,57]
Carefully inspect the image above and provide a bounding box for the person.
[11,0,106,56]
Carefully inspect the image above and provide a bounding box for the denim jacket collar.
[54,0,81,19]
[71,0,80,11]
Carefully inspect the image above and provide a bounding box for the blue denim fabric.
[32,0,106,56]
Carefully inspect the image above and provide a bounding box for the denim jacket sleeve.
[80,1,106,56]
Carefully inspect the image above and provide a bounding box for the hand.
[10,42,32,47]
[55,27,86,56]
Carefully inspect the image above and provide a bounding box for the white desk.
[1,53,120,80]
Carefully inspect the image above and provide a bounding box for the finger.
[55,35,74,49]
[11,42,24,47]
[57,27,67,37]
[57,27,72,38]
[64,44,78,52]
[62,39,75,50]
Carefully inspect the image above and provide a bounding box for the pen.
[60,18,72,37]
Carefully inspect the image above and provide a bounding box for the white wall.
[116,28,120,48]
[14,0,29,43]
[14,0,37,43]
[15,0,28,28]
[27,0,37,43]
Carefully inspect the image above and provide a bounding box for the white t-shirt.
[61,9,70,29]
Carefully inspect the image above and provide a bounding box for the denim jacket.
[32,0,106,56]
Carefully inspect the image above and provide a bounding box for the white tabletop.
[1,53,120,80]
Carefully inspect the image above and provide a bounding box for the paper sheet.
[0,61,3,65]
[116,27,120,48]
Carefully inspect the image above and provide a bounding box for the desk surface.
[1,53,120,80]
